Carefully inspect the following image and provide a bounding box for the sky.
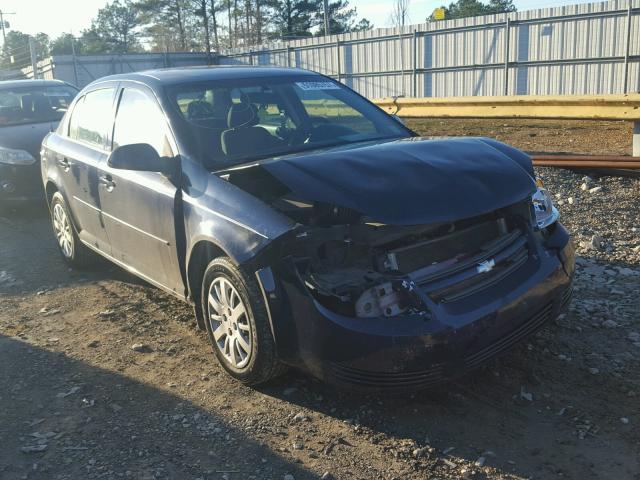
[1,0,592,39]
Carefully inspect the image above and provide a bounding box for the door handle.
[57,157,70,171]
[99,174,116,192]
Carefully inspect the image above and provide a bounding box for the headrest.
[21,94,34,111]
[227,102,258,129]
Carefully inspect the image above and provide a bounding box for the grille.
[465,301,554,369]
[328,298,560,391]
[560,286,573,310]
[328,362,445,390]
[416,229,530,304]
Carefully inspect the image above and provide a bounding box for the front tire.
[201,257,285,385]
[50,191,95,268]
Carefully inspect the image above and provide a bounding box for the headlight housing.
[0,147,36,166]
[532,180,559,229]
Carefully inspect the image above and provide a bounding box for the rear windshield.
[168,75,410,169]
[0,85,78,127]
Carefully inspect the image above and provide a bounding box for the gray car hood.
[0,122,57,159]
[259,137,537,225]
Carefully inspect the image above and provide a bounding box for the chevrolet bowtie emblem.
[476,259,496,274]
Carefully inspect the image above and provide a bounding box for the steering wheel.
[188,100,216,120]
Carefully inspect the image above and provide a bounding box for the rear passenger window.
[113,88,173,157]
[68,88,115,148]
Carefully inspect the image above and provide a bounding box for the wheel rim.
[52,203,73,259]
[207,277,252,369]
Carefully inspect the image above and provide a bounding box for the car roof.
[91,65,319,88]
[0,79,77,90]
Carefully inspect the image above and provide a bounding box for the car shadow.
[0,334,316,480]
[0,203,160,296]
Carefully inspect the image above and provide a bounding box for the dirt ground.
[405,119,634,156]
[1,120,639,480]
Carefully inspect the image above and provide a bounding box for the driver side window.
[113,88,173,157]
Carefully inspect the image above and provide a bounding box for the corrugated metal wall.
[219,0,640,97]
[33,53,211,88]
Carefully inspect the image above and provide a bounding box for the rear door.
[97,85,184,295]
[49,87,117,252]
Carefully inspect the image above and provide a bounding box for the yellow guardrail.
[374,94,640,156]
[373,94,640,120]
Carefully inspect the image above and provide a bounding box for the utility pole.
[0,11,16,43]
[29,36,38,79]
[323,0,330,36]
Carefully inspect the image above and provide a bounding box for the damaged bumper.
[256,222,574,392]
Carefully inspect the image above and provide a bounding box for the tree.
[193,0,212,59]
[313,1,372,35]
[209,0,221,50]
[391,0,410,27]
[82,0,141,53]
[265,0,318,40]
[136,0,191,51]
[0,31,32,69]
[34,33,51,58]
[0,31,49,69]
[431,0,516,21]
[352,18,373,32]
[51,33,80,55]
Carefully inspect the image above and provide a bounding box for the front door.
[98,86,184,295]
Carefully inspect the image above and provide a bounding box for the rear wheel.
[201,257,285,385]
[50,192,96,268]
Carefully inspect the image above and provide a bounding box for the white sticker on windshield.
[295,81,341,91]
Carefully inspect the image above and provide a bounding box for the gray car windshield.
[0,85,78,127]
[168,75,410,169]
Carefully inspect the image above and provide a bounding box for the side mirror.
[108,143,178,178]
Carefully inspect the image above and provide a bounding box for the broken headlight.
[532,181,559,230]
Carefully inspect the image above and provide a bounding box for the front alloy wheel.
[200,257,285,385]
[207,277,253,369]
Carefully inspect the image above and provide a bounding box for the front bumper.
[258,223,574,392]
[0,162,44,204]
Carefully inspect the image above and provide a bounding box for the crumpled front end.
[218,137,574,391]
[251,198,574,392]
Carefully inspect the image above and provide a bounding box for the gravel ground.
[1,121,639,480]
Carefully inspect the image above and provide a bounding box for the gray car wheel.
[201,257,286,385]
[49,192,96,268]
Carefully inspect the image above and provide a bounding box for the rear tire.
[50,191,96,268]
[201,257,286,385]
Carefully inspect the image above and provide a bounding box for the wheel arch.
[186,239,230,330]
[45,181,59,206]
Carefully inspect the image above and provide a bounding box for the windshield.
[0,84,78,127]
[168,75,411,169]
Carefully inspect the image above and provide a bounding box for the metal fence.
[29,53,211,88]
[219,0,640,98]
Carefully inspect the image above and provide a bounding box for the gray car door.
[97,85,184,296]
[50,87,117,253]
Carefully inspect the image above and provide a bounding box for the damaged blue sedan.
[41,66,574,391]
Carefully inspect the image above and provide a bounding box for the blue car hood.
[0,121,57,160]
[260,137,537,225]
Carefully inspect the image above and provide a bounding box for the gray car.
[40,67,573,391]
[0,79,78,204]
